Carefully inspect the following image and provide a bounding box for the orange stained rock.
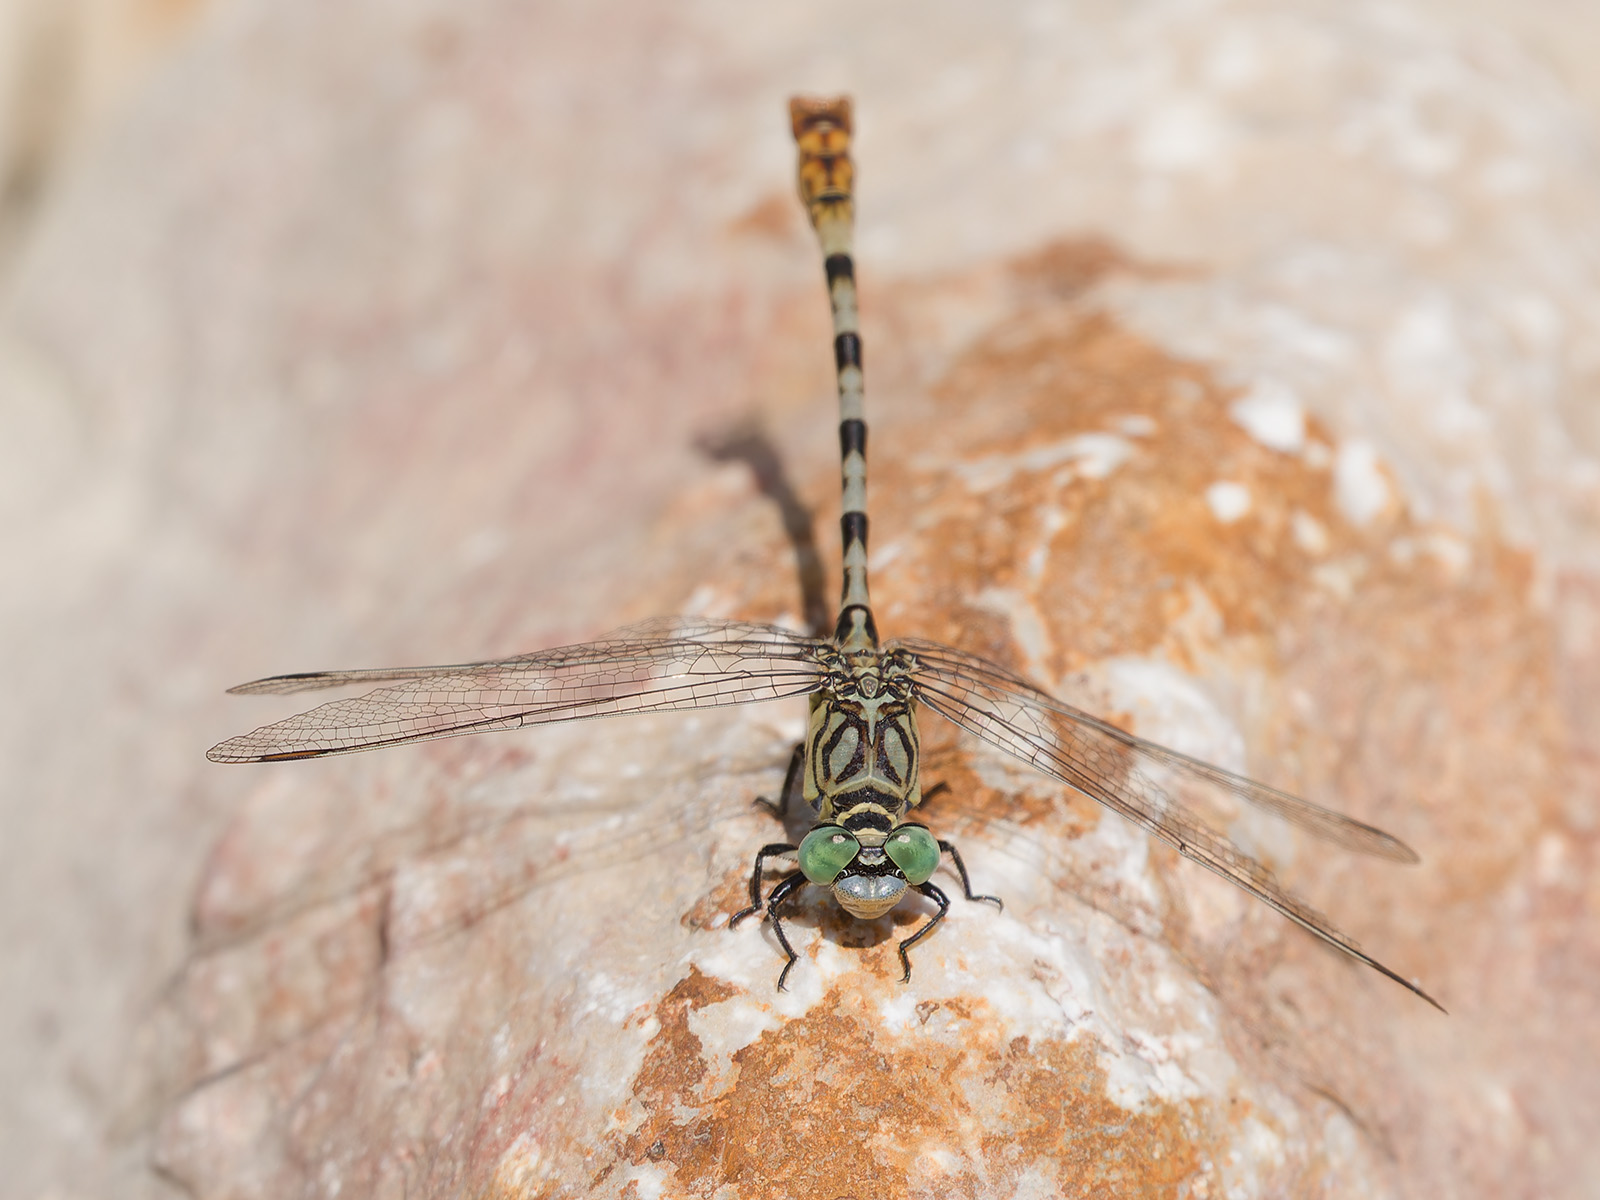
[601,969,1218,1200]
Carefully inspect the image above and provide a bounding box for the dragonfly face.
[798,822,942,919]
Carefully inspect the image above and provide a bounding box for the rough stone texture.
[4,1,1600,1198]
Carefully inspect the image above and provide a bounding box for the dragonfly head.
[796,823,941,919]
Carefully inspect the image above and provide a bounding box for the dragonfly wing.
[224,617,809,694]
[896,640,1417,862]
[209,618,828,763]
[898,639,1443,1011]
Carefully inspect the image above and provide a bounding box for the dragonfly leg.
[730,842,798,926]
[897,882,951,983]
[921,780,951,804]
[938,839,1004,911]
[754,743,806,819]
[763,871,808,991]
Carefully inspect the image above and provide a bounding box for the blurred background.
[5,1,1600,1197]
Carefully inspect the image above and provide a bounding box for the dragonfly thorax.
[805,646,922,826]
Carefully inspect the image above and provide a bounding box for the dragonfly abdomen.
[791,96,877,652]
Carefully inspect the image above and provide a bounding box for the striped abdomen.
[791,95,876,651]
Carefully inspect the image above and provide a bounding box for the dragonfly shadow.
[696,420,831,639]
[760,884,936,966]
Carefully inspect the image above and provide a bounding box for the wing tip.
[1349,820,1423,865]
[226,673,325,696]
[1392,970,1448,1014]
[206,740,330,763]
[1341,826,1422,864]
[1386,840,1423,866]
[1354,941,1446,1013]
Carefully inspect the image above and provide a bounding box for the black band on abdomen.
[834,332,862,372]
[833,604,880,648]
[839,418,866,460]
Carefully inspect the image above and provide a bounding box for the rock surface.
[4,1,1600,1197]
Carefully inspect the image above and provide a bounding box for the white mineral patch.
[1118,413,1159,436]
[620,1164,671,1200]
[1291,509,1330,556]
[1024,508,1070,580]
[1220,1112,1290,1195]
[1229,379,1307,452]
[918,1147,966,1179]
[869,538,905,571]
[493,1133,543,1192]
[1384,298,1465,386]
[457,525,508,568]
[683,984,785,1069]
[952,433,1135,492]
[559,994,658,1122]
[1069,433,1136,479]
[1244,1109,1288,1164]
[1311,557,1366,601]
[1207,24,1263,87]
[1334,439,1393,526]
[674,934,836,1091]
[1500,290,1564,352]
[876,988,924,1031]
[1070,799,1162,902]
[970,585,1056,669]
[1205,481,1252,523]
[1009,1165,1068,1200]
[1100,1027,1211,1110]
[1421,531,1471,575]
[1096,658,1248,773]
[1134,96,1232,173]
[690,914,840,1017]
[962,915,1105,1035]
[678,582,728,616]
[1535,832,1572,886]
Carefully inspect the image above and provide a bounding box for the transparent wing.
[897,638,1443,1011]
[209,618,828,763]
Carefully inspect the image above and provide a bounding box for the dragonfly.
[209,96,1442,1011]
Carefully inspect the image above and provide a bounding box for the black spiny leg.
[730,842,798,926]
[762,871,809,991]
[754,743,806,820]
[896,882,951,983]
[730,844,814,991]
[938,839,1004,910]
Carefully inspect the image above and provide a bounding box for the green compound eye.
[797,826,860,884]
[884,825,941,885]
